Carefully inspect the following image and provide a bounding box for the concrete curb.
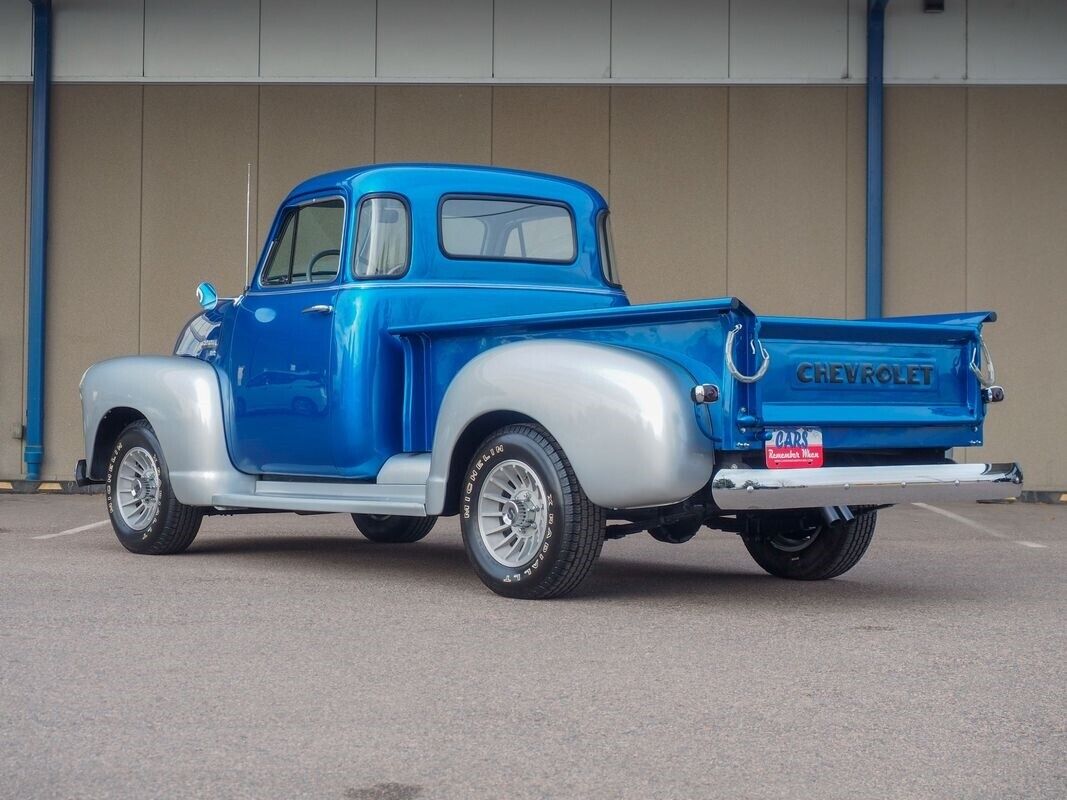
[1018,490,1067,504]
[0,480,104,495]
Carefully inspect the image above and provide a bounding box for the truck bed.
[391,297,995,458]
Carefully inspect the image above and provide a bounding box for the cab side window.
[261,198,345,286]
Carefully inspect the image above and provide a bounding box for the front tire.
[351,514,436,543]
[460,423,605,599]
[105,419,203,555]
[742,510,877,580]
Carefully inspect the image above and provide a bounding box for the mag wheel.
[460,424,605,599]
[105,420,203,555]
[742,510,878,580]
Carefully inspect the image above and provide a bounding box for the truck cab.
[214,165,625,479]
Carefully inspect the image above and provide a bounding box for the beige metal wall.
[0,85,27,479]
[10,84,1067,489]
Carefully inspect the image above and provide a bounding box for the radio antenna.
[244,162,252,288]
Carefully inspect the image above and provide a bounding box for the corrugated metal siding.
[4,0,1066,84]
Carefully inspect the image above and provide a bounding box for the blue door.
[227,196,346,476]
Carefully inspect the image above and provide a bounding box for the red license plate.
[765,427,824,469]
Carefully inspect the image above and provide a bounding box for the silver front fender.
[426,340,716,513]
[80,356,254,505]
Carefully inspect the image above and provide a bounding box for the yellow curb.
[38,482,63,491]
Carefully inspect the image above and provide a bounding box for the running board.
[210,454,431,516]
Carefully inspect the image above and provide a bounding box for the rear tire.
[351,514,436,543]
[105,419,203,555]
[742,510,877,580]
[460,423,605,599]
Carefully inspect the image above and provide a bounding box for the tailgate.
[747,312,994,451]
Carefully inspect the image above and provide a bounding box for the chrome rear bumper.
[711,462,1023,511]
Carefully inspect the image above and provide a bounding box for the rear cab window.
[439,196,576,264]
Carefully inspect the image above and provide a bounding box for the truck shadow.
[577,557,962,605]
[185,533,974,606]
[187,534,472,579]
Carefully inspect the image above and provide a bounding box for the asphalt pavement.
[1,494,1064,800]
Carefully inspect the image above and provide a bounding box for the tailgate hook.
[725,324,771,384]
[969,335,996,388]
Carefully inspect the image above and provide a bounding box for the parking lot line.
[913,502,1048,548]
[33,519,110,540]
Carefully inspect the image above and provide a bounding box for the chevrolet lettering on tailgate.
[796,362,935,386]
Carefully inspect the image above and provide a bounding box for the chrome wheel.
[477,459,549,568]
[116,446,161,531]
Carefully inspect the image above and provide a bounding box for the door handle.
[302,304,333,315]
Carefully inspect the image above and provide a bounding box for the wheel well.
[89,407,147,479]
[441,410,538,516]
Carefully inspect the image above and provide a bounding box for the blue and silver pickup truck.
[77,164,1021,598]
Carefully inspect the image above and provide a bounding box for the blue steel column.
[24,0,52,480]
[865,0,888,319]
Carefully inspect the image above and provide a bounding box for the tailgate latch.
[982,385,1005,403]
[969,335,997,387]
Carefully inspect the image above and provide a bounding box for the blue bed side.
[392,301,996,457]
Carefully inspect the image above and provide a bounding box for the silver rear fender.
[426,340,716,513]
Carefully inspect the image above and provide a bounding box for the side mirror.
[195,281,218,311]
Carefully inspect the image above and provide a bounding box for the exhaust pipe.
[820,505,855,527]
